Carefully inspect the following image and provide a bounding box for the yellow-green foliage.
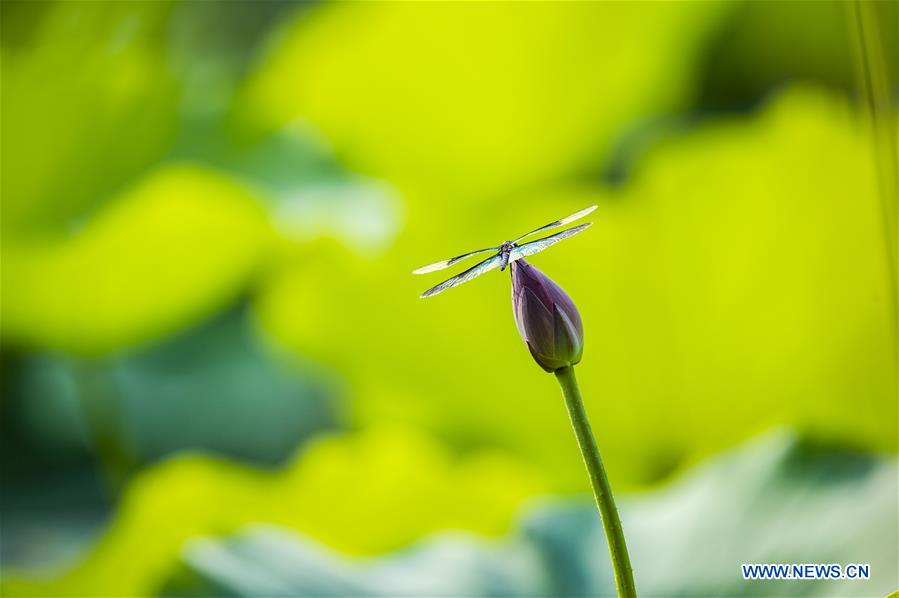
[1,166,270,354]
[239,1,730,198]
[2,428,546,597]
[1,1,179,238]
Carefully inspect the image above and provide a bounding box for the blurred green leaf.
[0,308,341,573]
[1,428,547,596]
[9,308,340,466]
[163,527,542,598]
[159,431,897,597]
[168,118,404,256]
[1,165,270,355]
[0,0,180,238]
[238,1,731,198]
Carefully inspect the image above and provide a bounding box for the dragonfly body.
[414,205,596,298]
[498,240,515,272]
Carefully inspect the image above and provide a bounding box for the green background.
[1,1,896,596]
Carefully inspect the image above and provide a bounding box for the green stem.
[555,365,636,598]
[847,0,898,356]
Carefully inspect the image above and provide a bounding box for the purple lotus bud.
[510,259,584,372]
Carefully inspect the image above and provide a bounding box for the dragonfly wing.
[412,246,498,274]
[510,222,593,262]
[513,205,597,243]
[420,254,503,298]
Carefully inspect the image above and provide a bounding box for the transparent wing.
[510,222,593,262]
[513,205,597,243]
[412,246,499,274]
[420,254,503,298]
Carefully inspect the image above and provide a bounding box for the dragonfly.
[414,205,597,298]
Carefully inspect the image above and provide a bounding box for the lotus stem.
[555,365,636,598]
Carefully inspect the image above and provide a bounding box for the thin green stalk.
[847,0,898,356]
[555,365,636,598]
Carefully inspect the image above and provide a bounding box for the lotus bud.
[510,259,584,372]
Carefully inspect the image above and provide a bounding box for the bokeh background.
[1,1,897,596]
